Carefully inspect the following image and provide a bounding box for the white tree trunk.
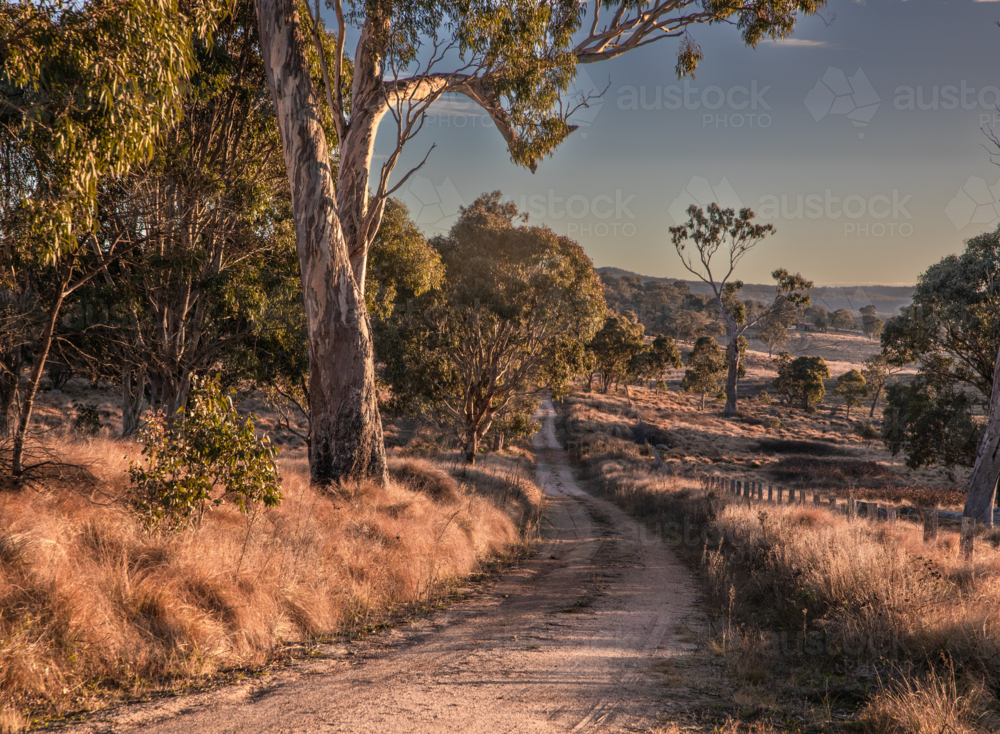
[255,0,386,484]
[964,341,1000,526]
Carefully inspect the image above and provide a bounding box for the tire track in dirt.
[66,399,702,733]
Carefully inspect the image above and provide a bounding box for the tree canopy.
[378,192,605,463]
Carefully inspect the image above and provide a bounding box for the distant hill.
[595,267,914,317]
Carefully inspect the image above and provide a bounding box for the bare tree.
[670,204,811,417]
[251,0,826,484]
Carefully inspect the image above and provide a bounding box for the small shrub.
[766,417,781,430]
[128,376,281,530]
[755,390,772,406]
[72,402,101,436]
[855,420,879,448]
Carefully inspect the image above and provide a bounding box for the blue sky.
[357,0,1000,286]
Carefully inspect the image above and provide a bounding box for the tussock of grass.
[0,437,541,724]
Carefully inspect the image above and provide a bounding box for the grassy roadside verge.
[556,389,1000,734]
[0,440,542,732]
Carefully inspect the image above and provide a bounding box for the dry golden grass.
[0,435,541,725]
[558,387,1000,730]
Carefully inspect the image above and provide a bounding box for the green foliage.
[366,198,445,322]
[128,377,281,530]
[589,312,647,392]
[772,354,829,411]
[877,228,999,469]
[881,228,1000,397]
[378,192,605,461]
[681,336,726,409]
[830,309,856,330]
[0,0,226,258]
[833,369,866,418]
[881,380,983,473]
[72,403,101,436]
[757,318,790,356]
[644,335,684,378]
[756,391,772,406]
[853,421,879,448]
[859,305,884,340]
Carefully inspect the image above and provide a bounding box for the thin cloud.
[769,38,833,48]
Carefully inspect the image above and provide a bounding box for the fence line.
[698,474,982,557]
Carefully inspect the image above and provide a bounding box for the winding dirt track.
[69,400,701,733]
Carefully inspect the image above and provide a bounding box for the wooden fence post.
[813,492,821,505]
[776,486,783,503]
[730,480,736,495]
[961,517,975,559]
[873,503,881,521]
[847,499,856,520]
[922,510,938,542]
[767,485,773,502]
[798,489,806,504]
[887,508,897,524]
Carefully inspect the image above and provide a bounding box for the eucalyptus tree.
[0,0,222,476]
[252,0,826,483]
[669,204,812,416]
[85,0,292,430]
[381,193,605,464]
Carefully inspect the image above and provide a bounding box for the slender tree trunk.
[723,336,740,417]
[11,286,67,477]
[701,391,706,410]
[869,385,884,418]
[0,351,21,438]
[255,0,386,484]
[122,363,147,437]
[964,342,1000,526]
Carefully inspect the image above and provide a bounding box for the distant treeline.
[597,267,913,319]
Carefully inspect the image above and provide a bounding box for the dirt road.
[68,399,701,733]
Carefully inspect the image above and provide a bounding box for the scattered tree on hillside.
[860,305,884,341]
[640,335,684,382]
[252,0,827,483]
[757,317,790,357]
[681,336,726,410]
[805,305,829,332]
[833,370,866,418]
[860,354,904,417]
[772,353,829,411]
[830,309,857,331]
[378,193,605,464]
[588,312,647,395]
[669,204,812,416]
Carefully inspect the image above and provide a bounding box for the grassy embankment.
[559,386,1000,734]
[0,433,542,732]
